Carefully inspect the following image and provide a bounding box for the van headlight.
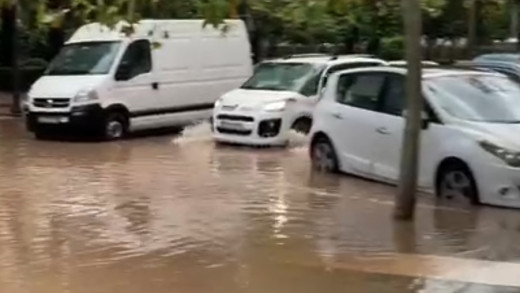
[263,101,287,112]
[479,140,520,167]
[74,89,99,103]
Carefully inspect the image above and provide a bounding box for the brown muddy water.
[1,118,520,293]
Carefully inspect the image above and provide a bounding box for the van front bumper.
[26,104,105,134]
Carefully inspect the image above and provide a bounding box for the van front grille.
[33,98,70,108]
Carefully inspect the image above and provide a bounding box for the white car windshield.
[46,41,121,75]
[426,74,520,123]
[241,62,323,92]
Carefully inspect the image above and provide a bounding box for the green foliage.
[380,35,404,60]
[0,0,517,60]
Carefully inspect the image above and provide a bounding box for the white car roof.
[332,66,503,79]
[388,60,439,66]
[262,55,388,66]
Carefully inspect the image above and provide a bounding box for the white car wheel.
[311,137,338,172]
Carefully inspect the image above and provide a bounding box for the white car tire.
[311,136,339,173]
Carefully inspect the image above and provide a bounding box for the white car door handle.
[376,127,391,135]
[331,112,343,120]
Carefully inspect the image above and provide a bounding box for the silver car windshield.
[241,62,323,92]
[425,74,520,123]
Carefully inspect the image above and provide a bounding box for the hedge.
[0,66,46,92]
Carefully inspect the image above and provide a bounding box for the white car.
[388,60,439,67]
[212,54,388,146]
[310,66,520,208]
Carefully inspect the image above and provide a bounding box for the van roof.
[67,19,245,44]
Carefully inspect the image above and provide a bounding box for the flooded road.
[1,118,520,293]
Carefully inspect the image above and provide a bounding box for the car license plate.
[37,116,68,124]
[219,121,245,130]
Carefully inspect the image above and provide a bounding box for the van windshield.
[46,41,121,76]
[241,62,323,92]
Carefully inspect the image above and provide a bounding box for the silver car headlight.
[263,101,287,112]
[214,99,222,108]
[479,140,520,167]
[74,89,99,103]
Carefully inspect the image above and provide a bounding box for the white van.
[26,19,252,140]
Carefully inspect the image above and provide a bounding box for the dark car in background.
[471,53,520,83]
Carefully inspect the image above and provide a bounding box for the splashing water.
[172,120,309,150]
[173,121,213,144]
[286,130,309,149]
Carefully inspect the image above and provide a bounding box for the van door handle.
[331,112,343,120]
[152,82,159,90]
[376,127,390,135]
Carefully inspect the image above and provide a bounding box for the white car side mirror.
[318,87,326,99]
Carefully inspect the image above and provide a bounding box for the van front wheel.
[103,112,128,140]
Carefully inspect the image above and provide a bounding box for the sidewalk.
[0,92,23,117]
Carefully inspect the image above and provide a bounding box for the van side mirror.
[115,62,132,81]
[402,109,431,130]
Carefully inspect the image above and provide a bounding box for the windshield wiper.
[241,86,285,91]
[46,69,91,75]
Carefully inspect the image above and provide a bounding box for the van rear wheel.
[103,112,128,140]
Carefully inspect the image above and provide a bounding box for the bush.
[0,65,46,92]
[380,36,404,60]
[21,58,48,68]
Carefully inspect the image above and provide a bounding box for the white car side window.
[337,73,385,111]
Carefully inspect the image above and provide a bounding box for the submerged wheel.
[103,112,128,140]
[310,135,339,173]
[291,118,312,134]
[436,161,479,205]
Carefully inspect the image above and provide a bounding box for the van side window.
[116,40,152,81]
[336,73,385,111]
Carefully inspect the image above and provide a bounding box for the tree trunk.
[366,37,380,55]
[514,0,520,50]
[0,6,15,67]
[47,28,65,60]
[467,0,477,57]
[343,26,359,54]
[511,0,519,41]
[10,3,21,115]
[394,0,423,221]
[127,0,136,20]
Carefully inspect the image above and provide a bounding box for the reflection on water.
[1,118,520,292]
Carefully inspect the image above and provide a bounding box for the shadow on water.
[30,127,184,143]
